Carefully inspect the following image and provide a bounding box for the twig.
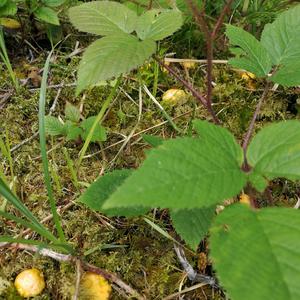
[174,245,216,286]
[72,259,82,300]
[0,243,145,300]
[164,58,228,64]
[163,282,209,300]
[242,82,272,169]
[155,56,220,124]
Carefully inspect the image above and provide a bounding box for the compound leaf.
[79,169,148,217]
[210,204,300,300]
[103,121,246,210]
[68,1,137,36]
[76,33,156,93]
[171,206,215,250]
[247,121,300,191]
[270,61,300,87]
[226,24,272,77]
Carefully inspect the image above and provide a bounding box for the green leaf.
[34,7,60,25]
[210,204,300,300]
[103,121,247,210]
[80,116,106,142]
[136,9,183,41]
[171,206,215,250]
[270,61,300,87]
[0,1,17,16]
[68,1,137,36]
[193,120,243,165]
[247,121,300,190]
[226,24,272,77]
[45,116,65,136]
[76,33,155,93]
[65,123,82,141]
[261,4,300,66]
[79,169,148,217]
[42,0,65,7]
[65,102,80,123]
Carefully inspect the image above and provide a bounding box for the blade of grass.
[77,76,122,167]
[39,51,66,243]
[0,177,56,237]
[0,210,58,243]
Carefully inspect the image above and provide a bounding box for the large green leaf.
[68,1,137,36]
[247,121,300,191]
[136,9,183,41]
[193,120,243,165]
[171,206,215,250]
[79,169,148,217]
[226,24,272,77]
[261,5,300,66]
[76,33,156,93]
[210,204,300,300]
[0,1,16,16]
[103,121,246,210]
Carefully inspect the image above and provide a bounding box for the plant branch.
[242,82,272,169]
[0,242,145,300]
[154,56,220,124]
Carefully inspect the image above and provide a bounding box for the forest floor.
[0,24,299,300]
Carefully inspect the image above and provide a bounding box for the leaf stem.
[242,82,272,170]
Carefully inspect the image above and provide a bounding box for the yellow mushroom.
[162,89,187,106]
[14,268,45,298]
[239,193,251,207]
[80,272,111,300]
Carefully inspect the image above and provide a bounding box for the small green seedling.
[45,102,107,143]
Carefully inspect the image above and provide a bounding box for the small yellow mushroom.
[181,61,196,69]
[14,268,45,298]
[80,272,111,300]
[239,193,251,207]
[162,89,187,106]
[0,18,21,29]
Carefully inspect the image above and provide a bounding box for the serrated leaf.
[136,9,183,41]
[68,1,137,36]
[79,169,148,217]
[45,116,65,136]
[171,206,215,250]
[261,4,300,66]
[42,0,65,7]
[80,116,107,142]
[247,121,300,186]
[103,122,247,210]
[270,61,300,87]
[65,123,82,141]
[34,7,59,25]
[76,33,155,93]
[65,102,80,123]
[210,204,300,300]
[226,24,272,77]
[193,120,243,165]
[0,1,17,16]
